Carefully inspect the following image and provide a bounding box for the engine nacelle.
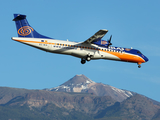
[92,35,112,47]
[93,39,112,47]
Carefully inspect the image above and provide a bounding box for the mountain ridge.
[0,74,160,120]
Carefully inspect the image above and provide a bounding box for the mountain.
[0,75,160,120]
[0,87,160,120]
[45,74,134,102]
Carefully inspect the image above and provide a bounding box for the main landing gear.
[81,56,91,64]
[81,59,86,64]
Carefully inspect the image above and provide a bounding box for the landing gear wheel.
[86,56,91,61]
[81,59,86,64]
[137,62,142,68]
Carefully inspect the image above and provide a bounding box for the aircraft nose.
[143,55,149,62]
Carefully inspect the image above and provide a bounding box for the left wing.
[83,29,108,44]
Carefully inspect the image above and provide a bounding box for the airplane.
[12,14,148,68]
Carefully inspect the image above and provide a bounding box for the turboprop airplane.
[12,14,148,68]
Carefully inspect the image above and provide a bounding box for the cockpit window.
[137,51,142,54]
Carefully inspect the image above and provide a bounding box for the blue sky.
[0,0,160,102]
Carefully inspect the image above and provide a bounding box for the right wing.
[83,29,108,44]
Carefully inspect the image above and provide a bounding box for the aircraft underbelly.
[50,47,72,55]
[104,53,121,60]
[92,51,120,60]
[71,48,88,58]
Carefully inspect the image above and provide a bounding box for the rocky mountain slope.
[95,94,159,120]
[0,87,116,114]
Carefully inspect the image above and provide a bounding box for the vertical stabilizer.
[13,14,51,38]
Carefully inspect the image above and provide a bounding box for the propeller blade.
[109,35,112,42]
[107,35,112,47]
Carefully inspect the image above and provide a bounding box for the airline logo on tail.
[18,26,34,36]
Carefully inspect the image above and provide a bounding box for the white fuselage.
[12,37,121,61]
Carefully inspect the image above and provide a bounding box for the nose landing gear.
[138,62,141,68]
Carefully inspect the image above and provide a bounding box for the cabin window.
[41,40,45,42]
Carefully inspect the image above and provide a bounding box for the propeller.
[107,35,112,47]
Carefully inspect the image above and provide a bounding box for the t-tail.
[13,14,51,38]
